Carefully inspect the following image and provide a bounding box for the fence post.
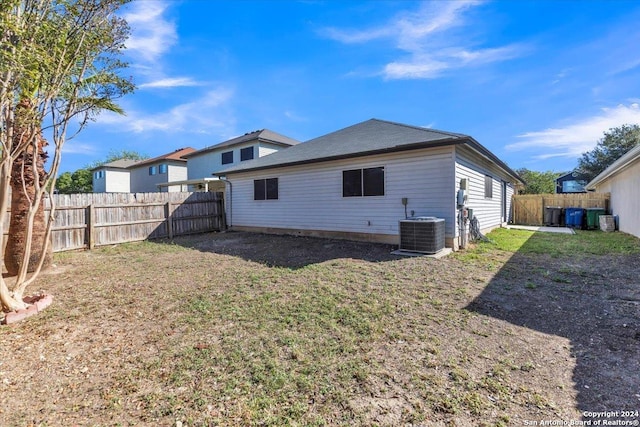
[87,204,95,249]
[166,202,173,239]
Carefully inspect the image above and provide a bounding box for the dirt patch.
[0,231,638,426]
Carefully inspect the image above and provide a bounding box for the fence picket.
[2,192,224,252]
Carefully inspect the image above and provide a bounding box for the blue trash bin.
[565,207,584,228]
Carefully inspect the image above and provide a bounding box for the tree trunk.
[4,101,52,276]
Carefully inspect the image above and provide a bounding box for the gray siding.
[455,146,516,235]
[227,147,457,239]
[131,161,187,193]
[187,142,288,180]
[506,182,515,223]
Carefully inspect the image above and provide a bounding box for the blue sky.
[60,0,640,174]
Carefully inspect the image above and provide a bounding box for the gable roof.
[92,159,139,170]
[586,144,640,190]
[183,129,300,159]
[132,147,195,168]
[216,118,522,183]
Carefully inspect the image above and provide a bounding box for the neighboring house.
[91,159,138,193]
[129,147,195,193]
[166,129,300,192]
[215,119,523,250]
[91,147,195,193]
[555,171,588,193]
[585,145,640,238]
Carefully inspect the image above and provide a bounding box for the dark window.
[343,169,362,197]
[254,178,279,200]
[254,179,265,200]
[149,166,157,176]
[240,146,254,161]
[221,151,233,165]
[363,167,385,196]
[484,175,493,198]
[343,167,384,197]
[159,164,168,174]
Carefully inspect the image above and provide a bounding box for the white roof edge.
[586,145,640,190]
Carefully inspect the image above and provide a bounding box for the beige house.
[586,145,640,238]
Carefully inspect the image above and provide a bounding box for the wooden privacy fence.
[3,192,225,252]
[511,193,610,226]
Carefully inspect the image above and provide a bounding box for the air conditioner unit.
[399,217,445,254]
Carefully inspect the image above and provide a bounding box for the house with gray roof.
[91,159,138,193]
[91,147,195,193]
[161,129,300,192]
[215,119,523,250]
[586,144,640,238]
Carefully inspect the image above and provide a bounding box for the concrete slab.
[505,225,576,234]
[391,248,453,258]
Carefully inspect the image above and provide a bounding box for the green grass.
[468,227,640,257]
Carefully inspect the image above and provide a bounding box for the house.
[161,129,300,192]
[92,159,138,193]
[91,147,195,193]
[555,171,588,193]
[585,145,640,238]
[215,119,523,249]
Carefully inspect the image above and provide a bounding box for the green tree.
[0,0,134,312]
[515,168,560,194]
[578,124,640,182]
[56,150,147,193]
[56,168,93,193]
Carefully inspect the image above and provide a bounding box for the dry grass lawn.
[1,229,639,426]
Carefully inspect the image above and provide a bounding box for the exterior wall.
[455,146,516,236]
[505,183,515,223]
[93,170,106,193]
[258,144,279,158]
[166,164,189,192]
[130,161,186,193]
[226,146,457,245]
[187,142,288,180]
[592,160,640,238]
[98,169,130,193]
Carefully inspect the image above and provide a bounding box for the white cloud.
[123,1,177,63]
[322,0,522,79]
[507,103,640,159]
[98,87,235,135]
[61,143,99,156]
[138,77,202,89]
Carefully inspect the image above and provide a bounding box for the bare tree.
[0,0,134,312]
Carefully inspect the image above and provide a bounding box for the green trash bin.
[586,208,605,230]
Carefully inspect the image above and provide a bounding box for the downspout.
[217,175,232,228]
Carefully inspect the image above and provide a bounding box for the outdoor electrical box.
[457,189,467,207]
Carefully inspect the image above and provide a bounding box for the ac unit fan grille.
[399,218,445,254]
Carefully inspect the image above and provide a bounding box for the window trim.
[342,167,385,197]
[221,151,234,165]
